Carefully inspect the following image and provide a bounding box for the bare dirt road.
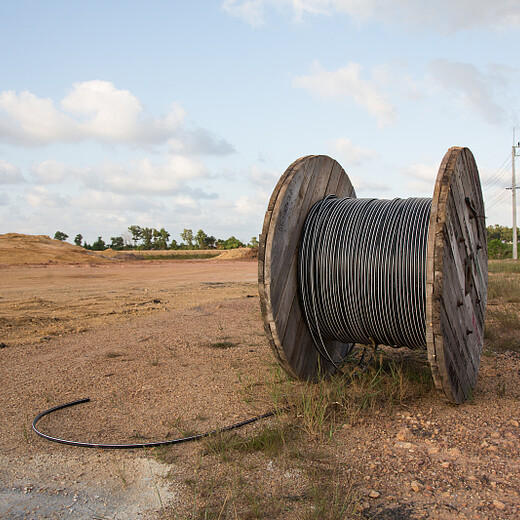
[1,260,269,520]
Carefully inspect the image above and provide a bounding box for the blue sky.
[1,1,519,245]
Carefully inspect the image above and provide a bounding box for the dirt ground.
[1,238,520,519]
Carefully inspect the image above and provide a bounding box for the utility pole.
[510,132,519,260]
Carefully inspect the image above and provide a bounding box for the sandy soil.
[0,234,113,266]
[1,234,519,519]
[1,260,263,519]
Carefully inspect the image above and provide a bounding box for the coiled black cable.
[32,398,277,449]
[298,195,431,361]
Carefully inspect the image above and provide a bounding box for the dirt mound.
[0,233,114,265]
[212,247,257,260]
[90,248,128,259]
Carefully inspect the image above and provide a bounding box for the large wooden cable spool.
[258,147,488,404]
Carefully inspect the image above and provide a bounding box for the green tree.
[140,227,154,249]
[248,236,259,248]
[128,225,143,247]
[180,228,194,248]
[110,236,125,250]
[74,234,83,246]
[222,236,245,249]
[169,239,178,250]
[153,228,170,249]
[91,236,106,251]
[488,239,512,259]
[54,231,68,242]
[487,225,512,243]
[205,235,216,249]
[195,229,208,249]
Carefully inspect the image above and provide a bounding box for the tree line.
[54,224,516,258]
[53,227,259,251]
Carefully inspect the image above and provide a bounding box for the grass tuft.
[202,422,294,461]
[207,341,237,349]
[287,352,433,439]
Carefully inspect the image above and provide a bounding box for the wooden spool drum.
[258,147,488,404]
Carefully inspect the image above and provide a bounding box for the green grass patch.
[135,252,221,260]
[282,353,434,439]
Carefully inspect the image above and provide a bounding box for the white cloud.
[0,82,233,153]
[403,162,437,193]
[30,159,72,184]
[426,59,515,125]
[171,194,200,212]
[0,159,25,184]
[333,138,378,166]
[248,165,279,189]
[0,90,79,146]
[100,155,206,195]
[72,189,163,212]
[61,81,184,143]
[222,0,267,27]
[222,0,520,31]
[350,176,390,193]
[0,192,9,205]
[293,61,396,127]
[179,127,236,156]
[26,186,68,208]
[234,189,270,216]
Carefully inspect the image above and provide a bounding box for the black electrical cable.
[298,195,432,359]
[32,398,277,449]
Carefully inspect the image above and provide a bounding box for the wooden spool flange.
[426,147,488,403]
[258,148,488,403]
[258,156,356,380]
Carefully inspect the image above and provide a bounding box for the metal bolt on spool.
[258,147,488,404]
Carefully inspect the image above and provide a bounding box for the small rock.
[448,447,461,457]
[396,428,411,441]
[493,499,506,510]
[411,481,421,492]
[509,420,519,427]
[395,441,414,449]
[369,490,381,499]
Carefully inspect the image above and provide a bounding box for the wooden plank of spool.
[426,147,488,403]
[258,155,356,380]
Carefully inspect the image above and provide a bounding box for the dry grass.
[485,260,520,353]
[487,274,520,303]
[488,259,520,274]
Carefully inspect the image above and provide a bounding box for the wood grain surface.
[258,155,356,380]
[426,147,488,403]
